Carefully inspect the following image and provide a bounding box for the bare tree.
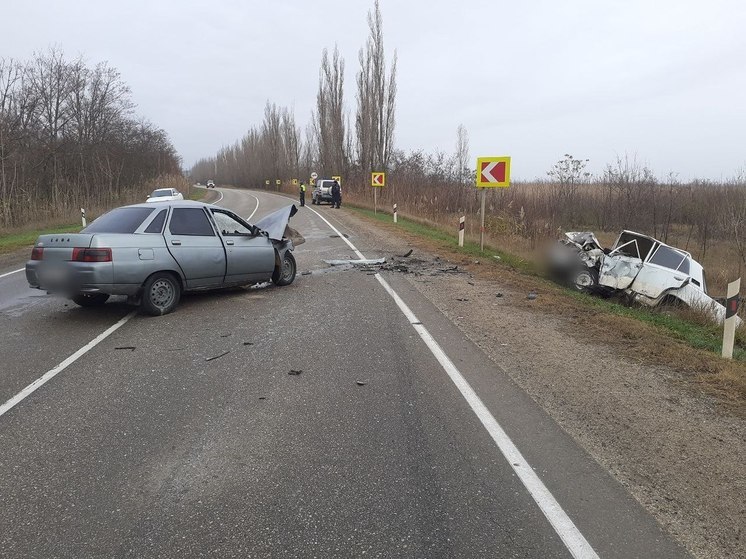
[315,46,346,175]
[356,0,397,175]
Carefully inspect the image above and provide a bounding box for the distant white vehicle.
[146,188,184,203]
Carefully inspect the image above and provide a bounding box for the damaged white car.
[549,230,733,324]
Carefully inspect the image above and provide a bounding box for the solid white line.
[246,193,260,221]
[305,203,599,558]
[0,268,24,279]
[0,311,136,418]
[304,206,365,259]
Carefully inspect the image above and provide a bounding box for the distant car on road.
[312,179,340,205]
[25,201,299,316]
[146,188,184,202]
[207,180,215,188]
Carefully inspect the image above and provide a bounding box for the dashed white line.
[0,311,137,418]
[304,203,599,559]
[0,268,23,279]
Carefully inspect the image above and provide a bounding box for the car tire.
[572,268,599,293]
[71,293,110,307]
[141,272,181,316]
[272,251,296,286]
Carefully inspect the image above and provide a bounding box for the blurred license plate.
[40,266,68,284]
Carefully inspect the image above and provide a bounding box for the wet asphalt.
[0,188,691,558]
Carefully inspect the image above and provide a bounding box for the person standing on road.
[331,180,341,209]
[299,181,306,207]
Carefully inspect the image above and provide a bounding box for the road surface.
[0,188,690,558]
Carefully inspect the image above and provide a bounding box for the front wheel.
[571,268,599,293]
[272,252,296,286]
[141,272,181,316]
[71,293,110,307]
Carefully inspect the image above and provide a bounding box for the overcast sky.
[2,0,745,180]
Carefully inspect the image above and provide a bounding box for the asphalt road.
[0,188,691,558]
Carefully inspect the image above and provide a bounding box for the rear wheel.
[141,272,181,316]
[71,293,110,307]
[272,252,296,286]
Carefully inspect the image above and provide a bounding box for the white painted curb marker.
[722,277,741,359]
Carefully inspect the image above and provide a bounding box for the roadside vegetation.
[0,48,181,229]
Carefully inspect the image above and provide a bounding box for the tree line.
[191,0,397,190]
[0,48,180,228]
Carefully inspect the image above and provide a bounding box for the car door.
[630,245,690,299]
[164,206,226,288]
[210,209,275,284]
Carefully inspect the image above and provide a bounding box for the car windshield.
[82,207,155,233]
[150,189,172,197]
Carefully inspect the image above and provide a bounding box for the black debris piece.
[205,350,230,362]
[288,369,303,376]
[258,396,267,400]
[496,292,504,298]
[220,333,232,338]
[115,346,136,351]
[398,249,413,258]
[301,271,312,276]
[356,381,367,386]
[456,298,469,302]
[243,342,254,346]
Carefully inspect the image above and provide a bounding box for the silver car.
[26,201,298,315]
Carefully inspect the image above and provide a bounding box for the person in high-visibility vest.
[299,181,306,207]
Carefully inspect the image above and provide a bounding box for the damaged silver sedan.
[26,201,300,316]
[549,229,732,323]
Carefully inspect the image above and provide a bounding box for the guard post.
[81,208,86,228]
[393,203,398,223]
[458,215,465,247]
[722,278,741,359]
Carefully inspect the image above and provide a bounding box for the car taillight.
[31,247,44,260]
[71,248,112,262]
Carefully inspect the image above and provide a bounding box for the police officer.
[299,181,306,207]
[331,180,341,209]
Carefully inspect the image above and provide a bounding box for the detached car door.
[164,207,226,288]
[210,209,275,284]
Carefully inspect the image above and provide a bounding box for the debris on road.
[356,380,367,386]
[301,271,312,276]
[220,333,232,338]
[288,369,303,375]
[205,350,230,362]
[324,258,386,266]
[398,249,413,258]
[114,346,136,351]
[496,292,504,298]
[527,291,538,300]
[456,298,469,302]
[243,341,254,346]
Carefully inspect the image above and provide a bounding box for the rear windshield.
[82,207,155,234]
[150,189,172,197]
[614,232,655,260]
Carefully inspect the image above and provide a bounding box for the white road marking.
[304,203,599,559]
[0,311,136,418]
[246,193,260,221]
[0,268,23,279]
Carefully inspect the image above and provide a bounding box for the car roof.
[127,200,217,209]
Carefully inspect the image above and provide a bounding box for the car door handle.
[225,240,234,245]
[171,240,181,246]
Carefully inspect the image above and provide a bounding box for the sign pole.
[479,188,486,251]
[722,278,741,359]
[458,215,465,247]
[374,187,378,214]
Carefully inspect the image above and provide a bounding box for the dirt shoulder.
[332,207,745,559]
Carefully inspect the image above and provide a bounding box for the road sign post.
[458,215,465,247]
[475,156,511,251]
[371,172,385,215]
[722,278,741,359]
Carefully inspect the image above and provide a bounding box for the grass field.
[0,223,82,255]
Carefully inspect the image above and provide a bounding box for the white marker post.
[458,215,465,247]
[81,208,87,228]
[722,278,741,359]
[393,203,398,223]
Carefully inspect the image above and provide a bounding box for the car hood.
[254,204,299,241]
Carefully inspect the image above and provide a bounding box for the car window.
[211,210,253,235]
[613,233,655,260]
[169,208,215,236]
[144,209,167,234]
[83,207,155,233]
[649,245,686,270]
[151,189,171,197]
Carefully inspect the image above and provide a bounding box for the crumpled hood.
[254,204,299,241]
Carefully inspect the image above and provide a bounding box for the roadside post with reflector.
[722,278,741,359]
[458,216,465,247]
[81,208,86,228]
[475,156,511,251]
[393,203,398,223]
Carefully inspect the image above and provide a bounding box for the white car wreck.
[549,230,733,324]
